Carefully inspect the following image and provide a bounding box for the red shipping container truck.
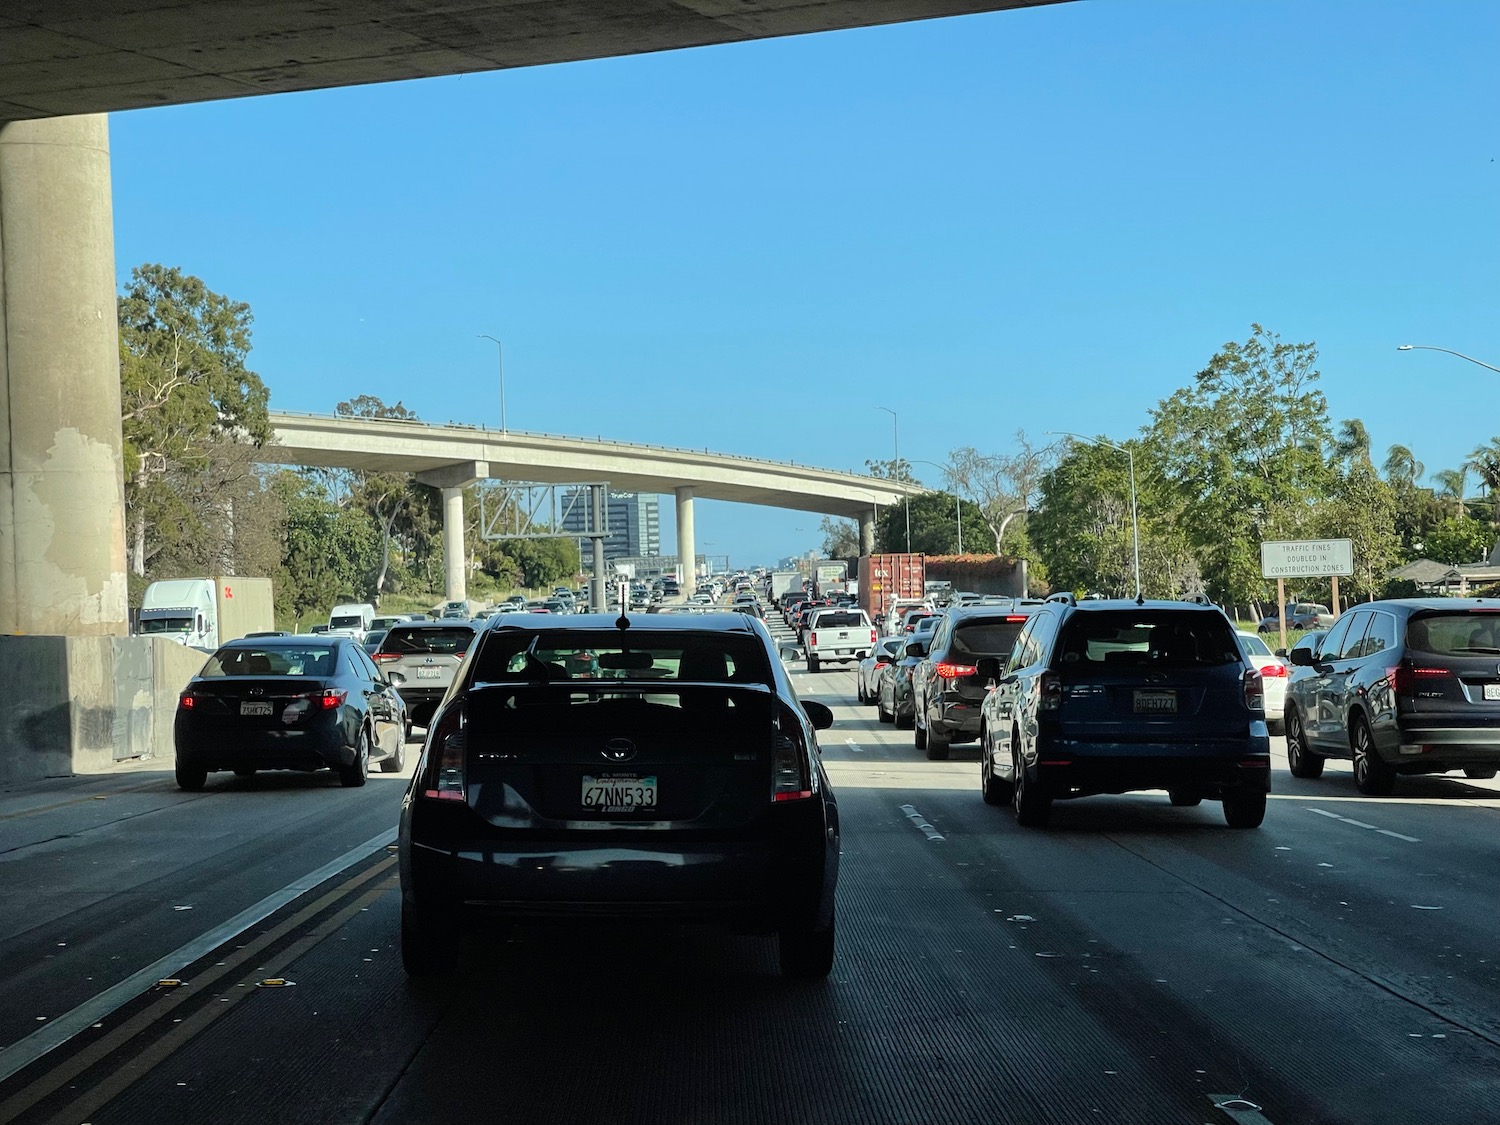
[859,554,925,624]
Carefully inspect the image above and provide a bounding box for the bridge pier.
[675,486,695,587]
[416,462,488,607]
[0,114,128,636]
[859,512,876,557]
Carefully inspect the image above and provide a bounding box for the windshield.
[138,617,191,634]
[329,615,364,630]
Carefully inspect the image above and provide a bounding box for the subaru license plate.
[582,775,658,812]
[1133,690,1177,714]
[240,701,273,716]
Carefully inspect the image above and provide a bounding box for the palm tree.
[1466,438,1500,522]
[1382,444,1424,487]
[1433,467,1468,520]
[1333,419,1372,467]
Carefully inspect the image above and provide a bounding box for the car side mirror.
[385,671,406,686]
[1288,648,1315,667]
[801,700,834,731]
[1274,648,1288,660]
[905,641,927,658]
[779,644,803,663]
[976,657,1001,683]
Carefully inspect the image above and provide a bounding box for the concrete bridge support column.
[0,114,128,636]
[859,512,876,557]
[441,487,465,604]
[675,486,695,586]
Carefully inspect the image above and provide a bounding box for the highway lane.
[5,656,1500,1123]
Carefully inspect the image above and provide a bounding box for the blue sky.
[110,0,1499,568]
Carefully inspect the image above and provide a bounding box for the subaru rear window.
[383,626,475,654]
[1056,611,1240,668]
[1405,612,1500,656]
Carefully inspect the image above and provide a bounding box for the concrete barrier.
[0,635,205,783]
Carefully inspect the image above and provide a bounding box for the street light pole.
[1396,344,1500,375]
[1046,430,1141,600]
[876,406,910,552]
[478,334,507,432]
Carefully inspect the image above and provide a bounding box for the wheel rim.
[1287,713,1303,767]
[1354,725,1370,783]
[1012,745,1024,811]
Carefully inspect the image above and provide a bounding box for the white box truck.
[137,577,275,650]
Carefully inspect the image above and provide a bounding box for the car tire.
[175,759,207,792]
[1284,708,1324,779]
[926,726,950,761]
[404,720,414,743]
[400,900,454,977]
[1167,790,1202,807]
[877,694,893,724]
[1464,768,1497,780]
[808,654,821,674]
[1351,717,1395,796]
[896,707,914,731]
[856,679,867,704]
[779,915,836,980]
[1267,719,1284,736]
[1012,742,1051,828]
[379,739,406,774]
[981,738,1013,806]
[1222,789,1267,828]
[914,714,927,751]
[340,727,370,788]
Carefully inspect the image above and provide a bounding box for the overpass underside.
[0,0,1062,639]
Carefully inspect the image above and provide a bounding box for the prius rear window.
[473,631,772,685]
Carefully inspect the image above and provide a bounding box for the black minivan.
[1284,598,1500,794]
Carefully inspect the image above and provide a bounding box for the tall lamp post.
[876,406,911,552]
[478,334,507,432]
[1396,344,1500,374]
[1047,430,1141,600]
[909,458,961,553]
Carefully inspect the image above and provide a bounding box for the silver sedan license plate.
[1133,690,1177,714]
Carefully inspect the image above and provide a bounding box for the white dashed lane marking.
[899,803,945,841]
[1307,807,1420,843]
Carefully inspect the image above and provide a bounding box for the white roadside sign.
[1260,539,1354,579]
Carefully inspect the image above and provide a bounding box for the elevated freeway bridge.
[264,410,922,601]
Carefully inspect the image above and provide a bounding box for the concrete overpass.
[0,0,1067,636]
[265,410,922,602]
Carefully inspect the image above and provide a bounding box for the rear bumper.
[933,697,984,737]
[1391,720,1500,765]
[174,721,354,772]
[1034,734,1272,799]
[400,804,837,933]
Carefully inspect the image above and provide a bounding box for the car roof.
[943,604,1042,623]
[390,619,477,629]
[220,635,344,647]
[484,611,762,635]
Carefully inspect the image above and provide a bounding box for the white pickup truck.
[804,607,877,673]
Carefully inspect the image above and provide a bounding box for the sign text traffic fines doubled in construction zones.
[1260,539,1354,579]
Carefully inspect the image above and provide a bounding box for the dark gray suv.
[978,596,1271,828]
[1284,598,1500,794]
[909,607,1041,760]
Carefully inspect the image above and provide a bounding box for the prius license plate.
[1485,684,1500,701]
[240,701,273,716]
[416,667,442,679]
[582,775,658,812]
[1133,690,1177,714]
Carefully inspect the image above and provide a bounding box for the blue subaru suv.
[977,596,1271,828]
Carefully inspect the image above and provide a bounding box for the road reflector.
[155,979,184,989]
[257,978,296,988]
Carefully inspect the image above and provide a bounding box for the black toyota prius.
[398,613,841,978]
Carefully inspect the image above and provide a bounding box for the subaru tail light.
[1243,667,1264,713]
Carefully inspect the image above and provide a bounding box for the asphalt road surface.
[4,642,1500,1124]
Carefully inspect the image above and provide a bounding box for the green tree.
[1322,461,1400,599]
[1147,325,1334,604]
[1423,516,1494,566]
[500,537,581,588]
[874,491,983,555]
[819,516,860,559]
[1466,438,1500,523]
[945,431,1053,554]
[118,264,272,577]
[1432,466,1469,519]
[866,457,915,483]
[273,471,381,619]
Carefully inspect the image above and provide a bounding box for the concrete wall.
[0,634,205,783]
